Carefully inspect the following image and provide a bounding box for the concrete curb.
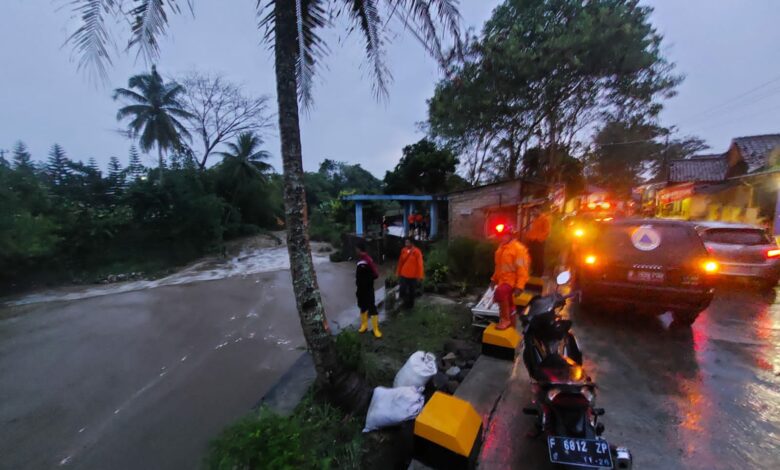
[256,352,316,416]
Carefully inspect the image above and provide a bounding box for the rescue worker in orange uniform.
[526,205,552,277]
[490,225,530,330]
[397,237,425,309]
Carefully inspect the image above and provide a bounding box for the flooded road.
[0,254,365,470]
[480,285,780,469]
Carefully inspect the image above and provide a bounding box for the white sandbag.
[363,386,424,432]
[393,351,438,388]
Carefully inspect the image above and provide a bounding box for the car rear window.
[594,224,705,264]
[700,228,771,245]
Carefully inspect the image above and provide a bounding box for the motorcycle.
[521,271,632,469]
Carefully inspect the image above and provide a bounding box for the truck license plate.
[548,436,613,468]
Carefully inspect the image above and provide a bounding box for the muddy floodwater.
[481,285,780,469]
[0,248,363,470]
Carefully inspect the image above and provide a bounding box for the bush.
[335,329,363,371]
[447,237,478,281]
[425,241,450,290]
[444,237,495,285]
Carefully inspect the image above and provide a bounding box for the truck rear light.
[766,249,780,259]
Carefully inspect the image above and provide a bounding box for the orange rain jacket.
[397,246,425,280]
[527,213,552,242]
[491,239,530,290]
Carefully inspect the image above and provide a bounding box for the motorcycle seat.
[536,356,586,384]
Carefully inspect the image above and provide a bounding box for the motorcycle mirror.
[555,271,571,286]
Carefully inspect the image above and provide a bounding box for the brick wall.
[448,180,523,240]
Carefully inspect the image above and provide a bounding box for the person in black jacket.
[355,241,382,338]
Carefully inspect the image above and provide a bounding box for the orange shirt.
[491,239,530,289]
[397,246,425,279]
[527,213,552,242]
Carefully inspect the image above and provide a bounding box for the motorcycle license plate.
[548,436,613,468]
[627,269,664,283]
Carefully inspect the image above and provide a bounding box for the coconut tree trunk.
[272,1,368,411]
[158,146,165,185]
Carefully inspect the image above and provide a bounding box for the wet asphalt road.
[480,284,780,469]
[0,262,361,470]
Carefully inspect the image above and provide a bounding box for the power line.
[677,74,780,125]
[687,104,780,134]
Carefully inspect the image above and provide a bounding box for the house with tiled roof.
[635,133,780,231]
[728,134,780,173]
[668,155,729,183]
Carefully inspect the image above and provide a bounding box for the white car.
[692,221,780,289]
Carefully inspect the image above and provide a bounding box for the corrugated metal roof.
[732,134,780,173]
[668,156,729,182]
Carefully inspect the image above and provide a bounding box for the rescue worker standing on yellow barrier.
[490,225,530,330]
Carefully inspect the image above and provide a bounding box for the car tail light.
[766,249,780,259]
[702,260,719,273]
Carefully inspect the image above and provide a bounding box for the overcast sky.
[1,1,779,175]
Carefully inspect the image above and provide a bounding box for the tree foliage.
[384,139,461,194]
[114,65,193,182]
[429,0,681,184]
[0,140,285,287]
[589,120,708,195]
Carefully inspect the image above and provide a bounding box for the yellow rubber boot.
[371,315,383,338]
[358,312,369,333]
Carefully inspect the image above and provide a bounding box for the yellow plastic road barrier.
[513,291,534,307]
[526,276,545,293]
[413,392,483,469]
[481,323,521,360]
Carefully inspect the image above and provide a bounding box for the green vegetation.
[384,139,467,195]
[0,140,284,290]
[423,238,496,293]
[305,160,384,247]
[206,396,363,470]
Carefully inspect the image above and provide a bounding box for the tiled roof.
[668,155,729,182]
[689,153,722,159]
[732,134,780,173]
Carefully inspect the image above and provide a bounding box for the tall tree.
[429,0,680,182]
[114,65,193,184]
[107,156,126,195]
[384,139,459,194]
[180,72,274,169]
[12,141,34,172]
[66,0,461,406]
[127,145,146,181]
[47,144,71,186]
[217,132,273,223]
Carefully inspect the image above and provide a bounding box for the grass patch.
[205,394,363,470]
[352,300,474,387]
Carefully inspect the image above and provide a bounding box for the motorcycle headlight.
[546,388,561,402]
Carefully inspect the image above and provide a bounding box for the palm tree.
[218,132,273,223]
[67,0,461,408]
[113,65,193,184]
